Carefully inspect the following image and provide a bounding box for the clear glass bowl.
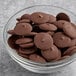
[3,5,76,73]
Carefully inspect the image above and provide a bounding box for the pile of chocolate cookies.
[7,12,76,63]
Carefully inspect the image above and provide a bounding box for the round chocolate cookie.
[29,54,46,63]
[8,35,20,50]
[63,23,76,38]
[39,23,57,31]
[34,33,53,50]
[20,42,34,48]
[64,46,76,56]
[7,30,15,35]
[48,15,56,23]
[53,20,70,29]
[53,32,72,48]
[30,12,49,24]
[21,14,30,20]
[56,12,70,22]
[15,38,33,45]
[18,47,36,54]
[14,23,32,35]
[41,45,61,61]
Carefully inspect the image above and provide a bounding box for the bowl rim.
[3,5,76,68]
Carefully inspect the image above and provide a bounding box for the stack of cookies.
[7,12,76,63]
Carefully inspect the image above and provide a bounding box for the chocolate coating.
[34,33,53,50]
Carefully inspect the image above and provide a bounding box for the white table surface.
[0,0,76,76]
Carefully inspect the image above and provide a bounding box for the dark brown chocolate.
[8,35,20,50]
[56,12,70,22]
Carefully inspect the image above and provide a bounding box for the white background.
[0,0,76,76]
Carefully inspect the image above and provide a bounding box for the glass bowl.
[3,5,76,73]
